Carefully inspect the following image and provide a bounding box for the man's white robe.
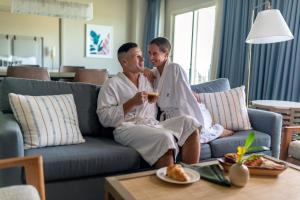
[152,61,224,143]
[97,72,199,165]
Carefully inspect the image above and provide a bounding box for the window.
[173,6,216,84]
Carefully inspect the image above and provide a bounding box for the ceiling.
[0,0,87,12]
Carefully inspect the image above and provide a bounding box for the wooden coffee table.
[105,159,300,200]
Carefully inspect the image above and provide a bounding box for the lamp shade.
[246,9,294,44]
[11,0,93,21]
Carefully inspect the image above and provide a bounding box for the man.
[97,42,200,168]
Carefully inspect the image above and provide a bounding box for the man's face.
[123,47,145,73]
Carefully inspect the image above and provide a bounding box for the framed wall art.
[86,24,113,58]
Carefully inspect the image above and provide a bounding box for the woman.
[147,37,233,143]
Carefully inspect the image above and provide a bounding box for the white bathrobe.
[97,72,199,165]
[152,61,224,143]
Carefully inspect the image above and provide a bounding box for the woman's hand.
[143,68,156,84]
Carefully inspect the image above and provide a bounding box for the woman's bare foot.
[219,129,234,138]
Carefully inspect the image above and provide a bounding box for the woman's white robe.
[152,61,224,143]
[96,72,199,165]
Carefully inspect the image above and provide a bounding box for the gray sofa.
[0,77,282,200]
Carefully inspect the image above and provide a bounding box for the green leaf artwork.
[86,25,112,58]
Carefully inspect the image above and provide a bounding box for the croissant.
[166,164,189,182]
[260,158,285,170]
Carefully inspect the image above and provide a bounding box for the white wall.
[0,0,147,74]
[63,0,131,74]
[62,0,147,74]
[0,11,59,68]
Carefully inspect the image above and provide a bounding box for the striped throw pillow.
[196,86,251,131]
[9,93,85,149]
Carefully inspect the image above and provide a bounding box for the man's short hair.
[117,42,138,63]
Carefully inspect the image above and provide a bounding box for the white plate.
[156,167,200,184]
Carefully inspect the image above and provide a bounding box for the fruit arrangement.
[219,133,287,176]
[223,153,285,170]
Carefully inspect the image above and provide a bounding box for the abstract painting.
[86,24,113,58]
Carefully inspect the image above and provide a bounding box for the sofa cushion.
[191,78,230,93]
[0,77,102,136]
[288,140,300,160]
[209,130,271,158]
[0,185,40,200]
[200,143,211,160]
[25,137,141,181]
[9,93,85,149]
[195,86,251,131]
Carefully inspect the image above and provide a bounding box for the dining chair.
[59,66,85,82]
[0,156,45,200]
[60,65,85,72]
[7,66,50,80]
[74,68,108,85]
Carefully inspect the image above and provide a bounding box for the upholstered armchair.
[0,156,45,200]
[280,126,300,165]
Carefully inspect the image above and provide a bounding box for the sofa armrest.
[247,108,282,158]
[0,112,24,186]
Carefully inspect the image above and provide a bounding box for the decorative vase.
[229,163,249,187]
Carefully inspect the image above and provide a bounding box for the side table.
[252,100,300,161]
[251,100,300,126]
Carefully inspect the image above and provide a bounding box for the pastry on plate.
[166,164,189,182]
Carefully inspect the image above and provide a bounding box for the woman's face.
[148,44,168,68]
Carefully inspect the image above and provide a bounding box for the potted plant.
[229,132,266,187]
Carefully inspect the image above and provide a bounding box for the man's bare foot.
[219,129,234,138]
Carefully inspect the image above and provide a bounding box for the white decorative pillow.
[196,86,251,131]
[9,93,85,149]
